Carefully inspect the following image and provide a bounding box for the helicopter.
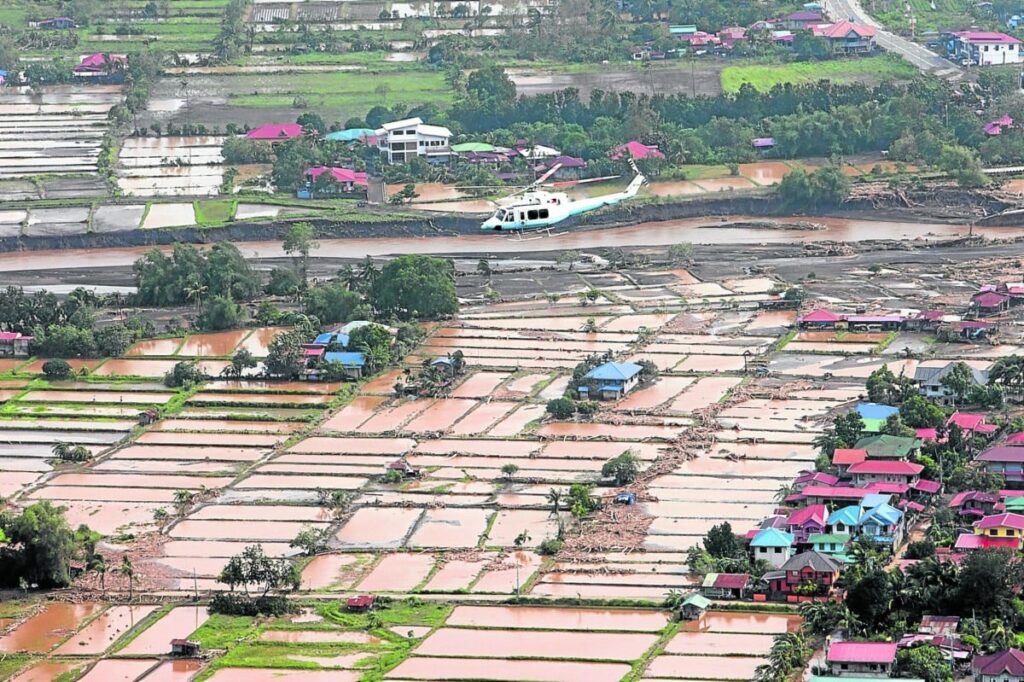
[480,161,646,232]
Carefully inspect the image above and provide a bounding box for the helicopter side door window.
[527,210,539,220]
[538,209,549,219]
[504,212,514,223]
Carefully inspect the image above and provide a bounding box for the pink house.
[847,460,923,487]
[797,309,845,329]
[246,123,304,141]
[610,141,666,161]
[785,504,828,543]
[305,166,369,190]
[73,53,127,77]
[827,641,897,676]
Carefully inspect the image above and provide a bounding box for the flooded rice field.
[0,85,117,183]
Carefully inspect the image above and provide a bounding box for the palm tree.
[183,279,207,315]
[91,556,107,596]
[984,617,1011,652]
[359,256,378,290]
[774,483,797,504]
[51,442,72,461]
[546,488,563,515]
[513,529,531,548]
[120,555,135,601]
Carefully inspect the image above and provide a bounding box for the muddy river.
[0,216,1015,275]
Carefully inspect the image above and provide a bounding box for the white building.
[375,117,452,164]
[952,31,1022,65]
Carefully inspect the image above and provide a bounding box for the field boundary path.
[821,0,964,80]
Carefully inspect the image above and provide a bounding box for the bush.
[602,451,640,486]
[41,359,72,379]
[209,592,290,616]
[164,360,207,388]
[538,538,563,555]
[546,398,576,419]
[266,267,303,296]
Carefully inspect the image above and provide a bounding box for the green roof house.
[750,528,795,568]
[809,533,851,561]
[853,434,920,459]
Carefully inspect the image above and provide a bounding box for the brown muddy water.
[0,602,103,653]
[357,553,435,591]
[417,627,657,660]
[389,657,630,682]
[53,604,158,654]
[447,605,669,631]
[0,217,1010,274]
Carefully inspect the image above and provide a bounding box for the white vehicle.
[481,162,646,232]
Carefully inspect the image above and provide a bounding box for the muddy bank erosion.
[0,185,1016,255]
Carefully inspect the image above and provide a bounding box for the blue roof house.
[750,528,795,568]
[859,503,904,548]
[322,351,367,379]
[582,362,643,400]
[313,332,350,348]
[827,506,862,535]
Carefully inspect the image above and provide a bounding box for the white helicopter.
[480,161,646,232]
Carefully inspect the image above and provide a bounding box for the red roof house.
[972,290,1011,313]
[947,411,998,435]
[833,448,867,474]
[797,309,844,327]
[847,459,923,487]
[975,512,1024,532]
[700,572,751,599]
[305,165,369,189]
[246,123,304,141]
[73,52,127,76]
[974,648,1024,680]
[955,533,1022,551]
[610,141,666,161]
[827,641,897,676]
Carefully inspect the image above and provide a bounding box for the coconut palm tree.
[774,483,797,504]
[120,555,135,601]
[546,488,564,515]
[91,556,107,596]
[51,442,72,461]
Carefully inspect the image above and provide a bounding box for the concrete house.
[762,550,840,599]
[375,117,452,164]
[826,641,897,677]
[0,332,32,357]
[913,362,988,404]
[853,434,920,459]
[977,446,1024,486]
[750,528,795,568]
[951,31,1022,65]
[580,362,643,400]
[858,502,905,548]
[847,460,924,487]
[808,533,851,560]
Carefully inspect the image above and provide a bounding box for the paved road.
[822,0,963,79]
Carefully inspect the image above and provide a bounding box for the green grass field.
[228,69,452,118]
[720,56,917,93]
